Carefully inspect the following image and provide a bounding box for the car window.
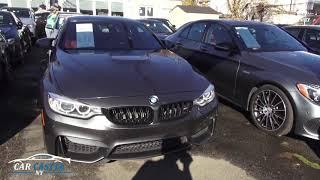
[235,25,306,52]
[187,22,207,42]
[285,28,301,38]
[305,29,320,49]
[60,21,162,50]
[0,13,14,25]
[179,26,190,39]
[142,21,173,34]
[205,24,232,46]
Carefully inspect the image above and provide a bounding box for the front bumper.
[291,91,320,140]
[42,98,218,163]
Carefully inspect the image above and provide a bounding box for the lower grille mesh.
[64,137,99,154]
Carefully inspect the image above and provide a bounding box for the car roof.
[1,6,31,10]
[196,19,272,27]
[0,10,12,14]
[283,25,320,30]
[67,15,138,23]
[138,19,162,23]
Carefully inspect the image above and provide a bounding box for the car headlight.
[297,83,320,104]
[48,92,101,119]
[194,84,215,107]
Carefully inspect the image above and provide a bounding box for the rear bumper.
[42,99,218,163]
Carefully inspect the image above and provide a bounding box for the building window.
[139,7,145,16]
[139,6,153,17]
[147,7,153,16]
[111,2,123,16]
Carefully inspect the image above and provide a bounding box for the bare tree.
[182,0,198,6]
[243,1,288,22]
[227,0,249,19]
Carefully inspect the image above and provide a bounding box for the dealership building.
[0,0,182,18]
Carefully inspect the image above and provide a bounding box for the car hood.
[251,51,320,76]
[52,49,208,98]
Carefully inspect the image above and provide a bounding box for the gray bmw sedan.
[37,16,218,163]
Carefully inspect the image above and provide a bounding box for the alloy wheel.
[252,90,287,131]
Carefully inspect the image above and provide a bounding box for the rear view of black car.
[166,20,320,140]
[138,19,174,40]
[37,16,218,163]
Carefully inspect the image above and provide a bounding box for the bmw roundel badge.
[149,95,159,105]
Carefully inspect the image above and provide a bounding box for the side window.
[286,28,300,38]
[305,29,320,48]
[187,22,207,42]
[204,24,232,46]
[179,26,190,39]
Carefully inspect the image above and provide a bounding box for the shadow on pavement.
[132,150,193,180]
[0,48,43,145]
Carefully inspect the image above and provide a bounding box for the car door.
[303,28,320,53]
[172,22,208,69]
[197,23,240,100]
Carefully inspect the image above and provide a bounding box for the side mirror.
[17,21,23,29]
[36,38,54,49]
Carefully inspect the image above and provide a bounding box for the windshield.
[4,9,30,18]
[142,21,173,34]
[0,13,13,25]
[61,21,162,51]
[234,25,307,52]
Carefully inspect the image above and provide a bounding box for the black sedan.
[138,19,174,40]
[147,18,176,32]
[0,32,11,83]
[283,25,320,54]
[37,16,218,163]
[166,20,320,140]
[0,11,31,64]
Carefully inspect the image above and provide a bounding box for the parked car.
[37,16,218,162]
[283,25,320,54]
[35,11,49,39]
[0,11,31,64]
[166,20,320,140]
[1,7,36,40]
[138,19,174,40]
[147,18,176,32]
[0,32,12,83]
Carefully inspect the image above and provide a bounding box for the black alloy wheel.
[250,85,294,136]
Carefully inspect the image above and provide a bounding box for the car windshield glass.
[4,9,30,18]
[234,25,307,52]
[143,21,173,33]
[0,13,13,25]
[61,21,162,51]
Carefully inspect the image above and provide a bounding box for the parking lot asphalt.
[0,47,319,180]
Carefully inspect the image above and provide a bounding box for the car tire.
[249,84,294,136]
